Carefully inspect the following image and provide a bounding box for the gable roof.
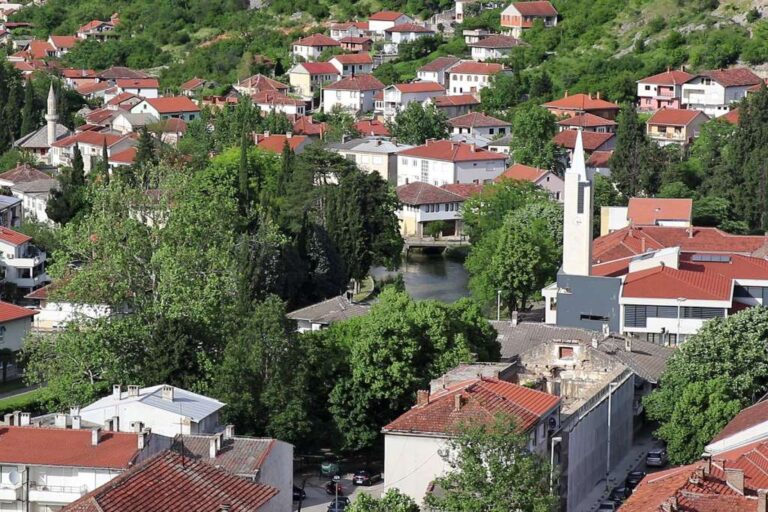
[369,10,406,21]
[331,53,374,65]
[393,81,445,93]
[0,164,51,184]
[468,34,525,49]
[558,112,616,128]
[355,119,390,136]
[497,163,548,183]
[0,227,32,246]
[418,56,461,73]
[81,385,225,423]
[62,451,278,512]
[236,74,288,92]
[292,116,327,136]
[254,134,308,153]
[383,378,560,436]
[507,1,558,16]
[0,300,38,323]
[396,182,466,206]
[251,90,305,107]
[587,150,613,168]
[553,130,614,151]
[627,198,693,226]
[49,35,78,49]
[449,61,504,75]
[27,39,54,59]
[721,108,740,125]
[339,36,372,44]
[710,401,768,445]
[52,131,124,149]
[647,108,708,126]
[293,33,340,47]
[286,295,369,324]
[698,68,762,88]
[143,96,200,114]
[385,23,434,33]
[171,435,277,476]
[639,69,694,85]
[441,183,484,198]
[297,62,339,75]
[432,94,480,107]
[398,139,508,162]
[109,147,137,164]
[0,426,139,469]
[116,78,159,89]
[180,77,206,91]
[449,111,510,128]
[543,93,620,111]
[98,67,150,80]
[324,74,384,91]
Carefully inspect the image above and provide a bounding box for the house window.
[558,346,574,360]
[580,313,609,321]
[421,160,429,181]
[645,85,651,91]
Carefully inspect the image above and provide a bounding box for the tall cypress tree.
[608,103,658,197]
[731,84,768,230]
[238,126,251,215]
[20,78,36,137]
[101,140,110,184]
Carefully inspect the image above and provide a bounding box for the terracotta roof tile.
[721,108,740,125]
[331,53,373,64]
[398,139,508,162]
[354,119,390,136]
[369,10,406,21]
[468,34,526,48]
[711,401,768,444]
[553,130,614,151]
[293,116,327,136]
[394,82,445,93]
[98,67,150,80]
[0,301,38,322]
[385,23,434,33]
[441,183,484,198]
[497,163,547,183]
[49,35,78,49]
[52,131,123,148]
[339,36,372,44]
[324,74,384,91]
[558,113,616,128]
[298,62,339,75]
[449,62,504,75]
[293,33,340,47]
[180,77,206,91]
[144,96,199,114]
[397,182,466,205]
[544,93,620,111]
[449,112,510,128]
[699,68,762,88]
[0,164,50,184]
[251,90,305,107]
[432,94,480,107]
[171,435,276,476]
[628,198,693,225]
[587,150,613,167]
[509,1,558,17]
[255,134,307,153]
[109,147,137,164]
[639,69,695,85]
[418,56,461,73]
[648,108,708,126]
[116,78,158,89]
[237,74,288,92]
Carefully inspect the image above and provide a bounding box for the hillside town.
[0,0,765,511]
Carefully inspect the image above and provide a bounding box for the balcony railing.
[29,482,88,503]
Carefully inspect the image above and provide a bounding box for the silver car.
[646,449,668,467]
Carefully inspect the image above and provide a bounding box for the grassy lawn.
[0,379,28,395]
[0,387,43,416]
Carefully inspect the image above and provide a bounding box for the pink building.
[636,69,693,112]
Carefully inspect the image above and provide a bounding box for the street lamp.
[497,289,502,321]
[549,436,562,495]
[676,297,687,346]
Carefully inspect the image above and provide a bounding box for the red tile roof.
[251,90,305,107]
[369,10,406,21]
[324,74,384,91]
[293,33,340,47]
[0,164,51,184]
[116,78,159,89]
[441,183,484,198]
[76,81,110,95]
[587,150,613,167]
[510,1,558,17]
[468,34,525,48]
[331,53,373,64]
[52,131,123,148]
[237,74,288,92]
[24,284,51,300]
[627,197,693,226]
[449,62,504,75]
[398,139,508,162]
[711,401,768,444]
[543,93,620,111]
[699,68,762,88]
[106,92,140,106]
[0,426,139,469]
[385,23,434,33]
[638,69,695,85]
[553,130,614,151]
[0,226,31,246]
[394,82,445,93]
[497,163,547,183]
[298,62,339,75]
[558,113,616,128]
[0,301,38,323]
[383,378,560,436]
[621,264,733,301]
[61,68,96,79]
[418,56,461,73]
[293,116,327,136]
[28,40,54,59]
[339,36,372,44]
[721,108,740,125]
[144,96,200,114]
[171,435,276,476]
[98,67,150,80]
[449,111,510,128]
[62,451,278,512]
[49,35,78,49]
[180,77,206,91]
[432,94,480,107]
[648,108,708,126]
[255,134,308,153]
[109,147,137,164]
[397,182,466,205]
[160,118,187,133]
[355,119,390,136]
[77,19,113,34]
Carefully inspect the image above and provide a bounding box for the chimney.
[19,412,30,426]
[703,454,712,475]
[137,430,148,450]
[70,406,80,417]
[417,389,430,406]
[209,436,218,459]
[263,130,270,138]
[113,384,122,400]
[91,427,101,446]
[2,413,11,425]
[219,505,231,512]
[661,497,678,512]
[470,143,476,152]
[591,338,599,348]
[103,418,113,431]
[224,424,235,440]
[511,310,518,326]
[111,416,120,432]
[688,226,693,238]
[596,91,601,99]
[127,385,140,397]
[54,413,67,429]
[130,421,143,433]
[758,489,768,512]
[725,467,745,494]
[72,416,81,430]
[286,132,293,139]
[12,411,20,426]
[161,385,174,402]
[625,337,632,353]
[454,393,463,412]
[564,90,569,97]
[602,323,610,337]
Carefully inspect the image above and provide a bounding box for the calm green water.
[371,251,470,303]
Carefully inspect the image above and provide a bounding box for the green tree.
[425,415,557,512]
[509,104,562,172]
[387,102,449,145]
[348,489,420,512]
[46,145,88,225]
[608,103,660,196]
[325,105,360,143]
[20,79,36,137]
[462,179,548,242]
[644,307,768,463]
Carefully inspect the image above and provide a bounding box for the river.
[371,250,471,303]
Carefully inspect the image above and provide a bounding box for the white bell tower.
[562,130,593,276]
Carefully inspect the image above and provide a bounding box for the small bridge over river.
[403,236,471,254]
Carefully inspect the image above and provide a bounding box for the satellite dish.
[8,471,20,485]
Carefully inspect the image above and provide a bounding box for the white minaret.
[45,84,58,147]
[562,130,593,276]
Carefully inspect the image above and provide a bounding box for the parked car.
[325,480,344,496]
[609,485,630,503]
[597,501,617,511]
[321,461,340,475]
[353,470,382,486]
[327,497,350,512]
[625,470,646,489]
[646,449,668,467]
[292,485,306,501]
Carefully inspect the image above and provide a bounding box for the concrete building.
[468,34,525,61]
[681,68,762,117]
[322,74,384,114]
[637,69,694,112]
[114,78,159,99]
[397,139,508,186]
[496,163,563,201]
[380,82,445,119]
[500,1,558,37]
[448,111,510,138]
[291,33,340,61]
[543,92,620,120]
[368,11,413,36]
[396,182,467,237]
[646,108,709,147]
[328,137,413,184]
[0,226,48,294]
[50,132,136,174]
[328,54,374,76]
[383,23,434,54]
[25,282,112,332]
[447,61,505,96]
[80,385,225,438]
[416,56,460,87]
[130,97,200,122]
[286,295,370,332]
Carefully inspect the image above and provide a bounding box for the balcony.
[0,483,21,501]
[29,482,87,504]
[12,273,49,289]
[1,246,46,269]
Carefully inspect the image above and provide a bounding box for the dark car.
[353,470,382,486]
[625,470,647,489]
[597,502,617,512]
[609,485,630,503]
[327,497,350,512]
[292,485,306,501]
[646,449,668,467]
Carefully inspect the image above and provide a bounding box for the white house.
[322,74,385,114]
[0,300,37,352]
[397,139,508,186]
[80,384,226,439]
[468,34,525,61]
[448,61,505,95]
[115,78,159,99]
[636,69,694,111]
[329,138,413,183]
[380,82,445,119]
[328,53,375,76]
[251,91,306,116]
[681,68,762,117]
[130,96,201,122]
[111,112,159,134]
[47,35,78,57]
[0,227,48,294]
[383,377,560,506]
[448,111,510,138]
[0,165,57,224]
[288,62,340,99]
[291,33,340,61]
[25,282,112,332]
[417,56,460,87]
[368,11,413,35]
[396,182,467,237]
[496,163,564,202]
[51,132,136,173]
[383,23,434,54]
[329,21,369,40]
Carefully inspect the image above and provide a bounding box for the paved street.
[293,473,386,512]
